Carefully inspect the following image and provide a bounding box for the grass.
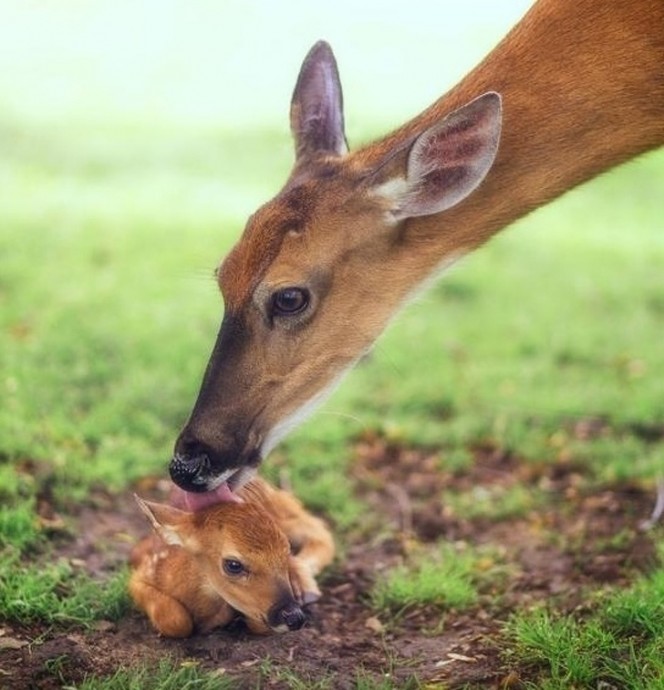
[0,552,130,626]
[1,1,664,687]
[76,661,236,690]
[506,560,664,689]
[0,499,42,555]
[371,543,482,614]
[353,671,421,690]
[261,666,421,690]
[440,483,549,522]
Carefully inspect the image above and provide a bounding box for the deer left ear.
[379,92,502,219]
[134,494,188,547]
[290,41,348,162]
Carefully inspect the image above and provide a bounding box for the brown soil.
[1,435,660,689]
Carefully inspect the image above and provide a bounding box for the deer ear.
[134,494,189,548]
[378,92,502,219]
[290,41,348,162]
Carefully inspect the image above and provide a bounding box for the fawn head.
[135,496,307,633]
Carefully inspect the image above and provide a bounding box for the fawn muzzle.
[268,599,307,632]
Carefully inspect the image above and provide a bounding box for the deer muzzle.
[268,599,307,632]
[169,429,261,493]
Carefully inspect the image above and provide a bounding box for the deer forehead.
[195,504,292,562]
[217,184,315,303]
[218,168,367,311]
[220,533,291,569]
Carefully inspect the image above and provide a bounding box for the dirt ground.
[1,432,660,689]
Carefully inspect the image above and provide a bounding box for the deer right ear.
[290,41,348,162]
[134,494,188,548]
[374,92,502,220]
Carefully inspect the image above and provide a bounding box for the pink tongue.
[170,482,242,512]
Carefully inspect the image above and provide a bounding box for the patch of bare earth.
[1,433,660,689]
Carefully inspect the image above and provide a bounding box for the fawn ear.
[374,92,502,219]
[134,494,188,547]
[291,41,348,162]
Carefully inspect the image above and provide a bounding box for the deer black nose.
[170,431,223,492]
[283,606,306,631]
[171,429,263,492]
[269,601,306,631]
[169,448,211,493]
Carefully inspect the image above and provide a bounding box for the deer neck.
[356,0,664,271]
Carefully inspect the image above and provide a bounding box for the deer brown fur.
[169,0,664,498]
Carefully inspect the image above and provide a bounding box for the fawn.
[129,477,335,637]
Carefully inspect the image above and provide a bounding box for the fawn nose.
[269,601,306,632]
[283,606,306,631]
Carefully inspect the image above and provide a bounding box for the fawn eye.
[222,558,245,576]
[271,287,309,317]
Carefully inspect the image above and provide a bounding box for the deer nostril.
[268,598,307,631]
[282,606,306,631]
[169,450,210,492]
[170,433,257,493]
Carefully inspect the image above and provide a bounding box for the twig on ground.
[639,478,664,531]
[385,482,413,536]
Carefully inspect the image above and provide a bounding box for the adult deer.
[170,0,664,503]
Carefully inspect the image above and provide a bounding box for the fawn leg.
[129,576,194,638]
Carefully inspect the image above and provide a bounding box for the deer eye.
[271,287,310,317]
[222,558,246,576]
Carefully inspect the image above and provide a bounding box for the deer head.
[170,41,502,497]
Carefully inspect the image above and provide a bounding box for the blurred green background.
[0,1,532,128]
[1,0,662,522]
